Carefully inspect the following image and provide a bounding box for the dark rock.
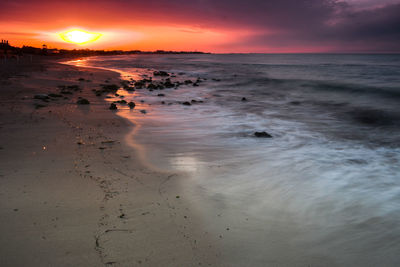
[241,97,247,101]
[78,78,85,81]
[164,82,174,88]
[128,102,136,109]
[157,94,165,97]
[101,84,119,91]
[67,85,80,91]
[161,101,166,105]
[76,98,90,105]
[182,102,192,106]
[289,101,301,105]
[34,103,47,109]
[254,131,272,138]
[163,78,174,88]
[147,83,157,90]
[140,110,147,114]
[193,83,199,87]
[184,80,193,84]
[116,100,127,104]
[134,81,146,89]
[349,109,395,126]
[48,93,62,98]
[109,103,117,110]
[34,94,49,100]
[153,71,169,76]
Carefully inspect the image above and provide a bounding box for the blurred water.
[69,54,400,266]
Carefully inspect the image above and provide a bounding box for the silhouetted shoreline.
[0,40,210,58]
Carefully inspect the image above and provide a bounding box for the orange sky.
[1,0,399,53]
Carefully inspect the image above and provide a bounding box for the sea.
[68,54,400,266]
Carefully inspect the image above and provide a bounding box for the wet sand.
[0,58,221,266]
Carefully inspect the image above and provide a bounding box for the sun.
[59,29,102,45]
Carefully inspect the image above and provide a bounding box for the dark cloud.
[1,0,399,51]
[231,2,400,52]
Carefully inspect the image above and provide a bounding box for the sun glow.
[59,29,102,45]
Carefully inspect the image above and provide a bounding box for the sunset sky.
[1,0,399,53]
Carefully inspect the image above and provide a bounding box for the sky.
[0,0,399,53]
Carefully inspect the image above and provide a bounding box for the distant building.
[0,39,11,48]
[0,40,15,58]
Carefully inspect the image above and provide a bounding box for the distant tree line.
[0,41,209,58]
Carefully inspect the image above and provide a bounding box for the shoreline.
[62,54,400,267]
[0,58,221,266]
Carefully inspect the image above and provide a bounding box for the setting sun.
[59,29,102,45]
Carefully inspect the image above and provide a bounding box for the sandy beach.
[1,53,400,267]
[0,58,221,266]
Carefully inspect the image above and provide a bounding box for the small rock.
[128,102,136,109]
[66,85,80,91]
[254,131,272,138]
[140,110,147,114]
[182,102,191,106]
[76,98,90,105]
[241,97,247,101]
[157,94,165,97]
[48,93,62,98]
[102,84,119,91]
[34,103,47,109]
[34,94,49,100]
[109,103,117,110]
[153,71,169,76]
[147,83,157,90]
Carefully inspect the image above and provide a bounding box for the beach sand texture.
[0,59,220,267]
